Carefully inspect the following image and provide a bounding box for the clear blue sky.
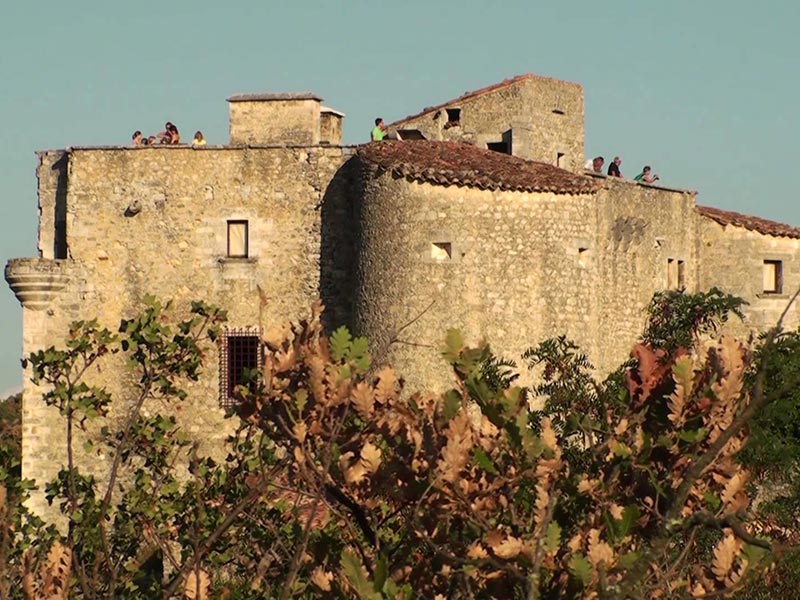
[1,0,798,394]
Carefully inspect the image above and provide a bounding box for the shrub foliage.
[0,291,797,599]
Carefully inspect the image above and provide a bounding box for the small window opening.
[763,260,783,294]
[219,329,261,408]
[677,260,686,289]
[578,247,591,268]
[431,242,452,261]
[487,141,510,154]
[445,107,461,126]
[667,258,677,289]
[227,220,249,258]
[552,108,565,115]
[397,129,427,140]
[556,152,566,168]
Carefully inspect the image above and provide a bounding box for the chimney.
[227,92,322,146]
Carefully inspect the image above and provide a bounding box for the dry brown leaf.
[721,471,748,507]
[587,529,615,568]
[541,417,557,452]
[293,421,307,443]
[437,411,473,483]
[489,535,524,559]
[467,543,489,559]
[42,541,71,600]
[183,568,211,599]
[711,531,740,581]
[343,443,382,484]
[668,355,694,427]
[374,367,399,403]
[351,381,375,420]
[310,566,333,591]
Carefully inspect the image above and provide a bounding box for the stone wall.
[228,99,321,145]
[35,151,68,260]
[699,219,800,331]
[352,164,598,394]
[591,179,699,369]
[351,167,702,394]
[391,76,585,172]
[17,145,348,518]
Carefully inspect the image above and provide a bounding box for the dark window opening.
[220,329,261,408]
[487,142,510,154]
[552,108,565,115]
[677,260,686,289]
[556,152,566,168]
[445,107,461,126]
[431,242,452,261]
[227,220,249,258]
[397,129,427,140]
[763,260,783,294]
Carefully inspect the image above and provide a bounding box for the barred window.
[219,328,261,408]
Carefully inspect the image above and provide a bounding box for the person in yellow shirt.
[191,131,207,147]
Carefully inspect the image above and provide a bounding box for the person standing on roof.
[371,118,386,141]
[607,156,623,178]
[634,165,660,184]
[584,156,604,173]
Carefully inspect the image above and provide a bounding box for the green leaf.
[678,427,708,443]
[443,329,464,361]
[350,336,369,360]
[618,551,640,569]
[443,390,461,420]
[330,326,352,362]
[341,550,381,600]
[294,389,308,413]
[703,491,722,512]
[374,553,388,592]
[472,447,498,475]
[568,554,592,586]
[544,521,561,553]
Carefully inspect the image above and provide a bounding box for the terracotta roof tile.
[390,73,580,126]
[697,205,800,239]
[357,140,597,195]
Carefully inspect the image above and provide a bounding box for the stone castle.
[6,73,800,518]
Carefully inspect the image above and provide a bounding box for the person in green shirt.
[633,165,660,184]
[371,118,386,141]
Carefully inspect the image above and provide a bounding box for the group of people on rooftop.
[585,156,660,184]
[131,122,207,147]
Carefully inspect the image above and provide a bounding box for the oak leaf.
[711,531,740,581]
[183,569,210,600]
[350,382,375,420]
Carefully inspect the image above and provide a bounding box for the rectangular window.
[677,260,686,289]
[556,152,566,168]
[446,107,461,123]
[487,141,510,154]
[667,258,677,289]
[763,260,783,294]
[227,220,249,258]
[219,328,261,408]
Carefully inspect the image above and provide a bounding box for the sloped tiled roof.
[357,140,597,195]
[390,73,580,125]
[697,205,800,239]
